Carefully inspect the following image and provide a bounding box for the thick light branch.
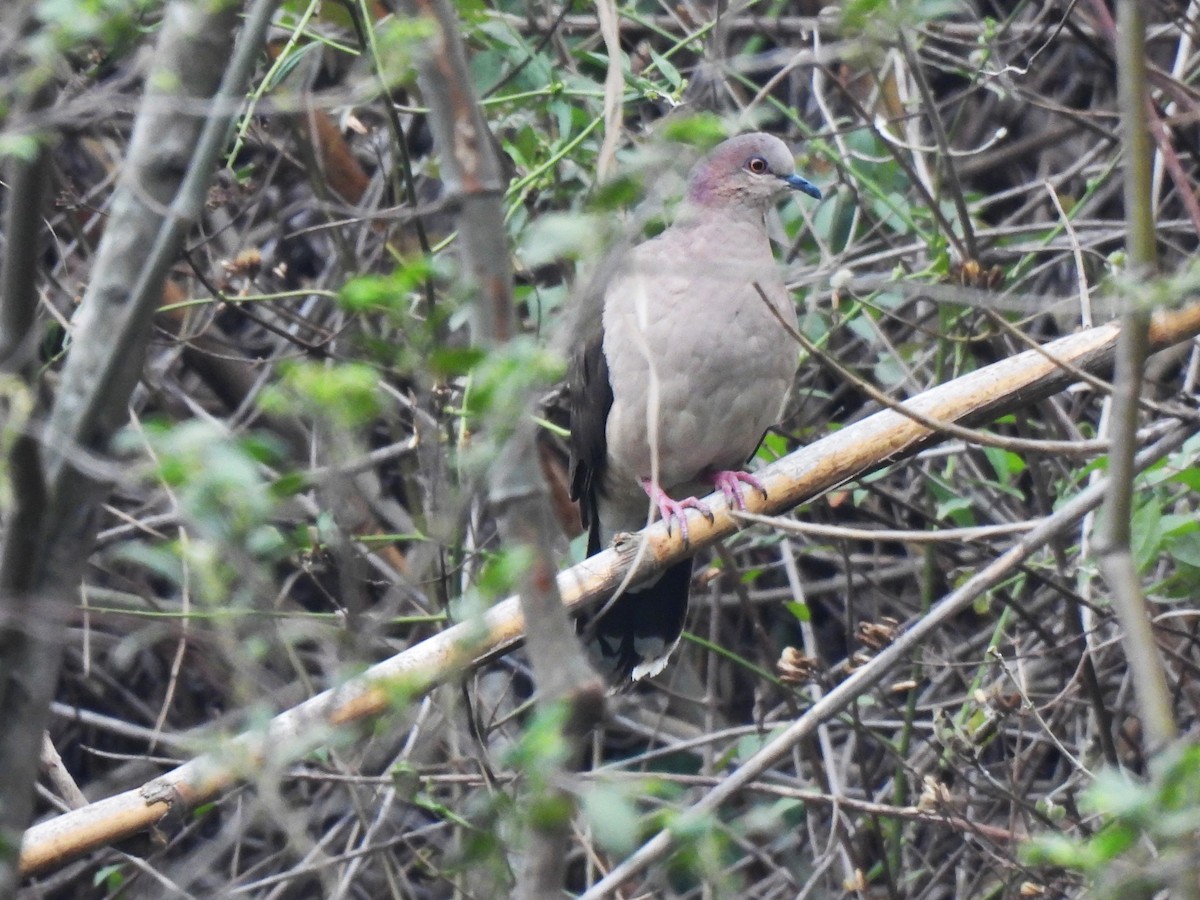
[18,303,1200,878]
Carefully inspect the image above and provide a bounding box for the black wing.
[567,333,612,556]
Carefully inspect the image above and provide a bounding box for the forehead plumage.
[713,133,793,172]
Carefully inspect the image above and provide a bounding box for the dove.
[568,133,821,683]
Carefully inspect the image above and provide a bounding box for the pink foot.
[709,470,768,511]
[640,478,714,545]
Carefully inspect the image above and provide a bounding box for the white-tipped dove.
[568,132,821,684]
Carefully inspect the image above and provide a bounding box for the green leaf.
[527,791,574,829]
[476,545,535,600]
[648,47,681,89]
[263,361,382,428]
[1169,465,1200,491]
[1168,531,1200,568]
[430,346,487,378]
[270,471,308,499]
[785,600,811,622]
[936,495,973,521]
[93,864,125,889]
[1131,499,1163,572]
[755,431,789,462]
[579,784,641,855]
[0,135,40,162]
[592,174,644,210]
[1086,822,1137,864]
[983,446,1026,483]
[659,113,727,148]
[1021,833,1089,869]
[339,260,433,314]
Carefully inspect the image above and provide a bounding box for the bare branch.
[1093,0,1177,754]
[19,302,1200,879]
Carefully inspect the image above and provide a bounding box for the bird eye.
[746,156,768,174]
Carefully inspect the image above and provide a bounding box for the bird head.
[685,133,822,212]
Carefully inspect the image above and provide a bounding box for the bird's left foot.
[709,470,768,511]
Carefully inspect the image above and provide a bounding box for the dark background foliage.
[6,0,1200,896]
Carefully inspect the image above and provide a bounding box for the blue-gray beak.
[781,173,822,200]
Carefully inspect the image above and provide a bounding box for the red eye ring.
[746,156,768,174]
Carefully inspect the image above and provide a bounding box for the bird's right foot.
[640,479,714,546]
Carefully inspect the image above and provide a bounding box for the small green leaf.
[1169,466,1200,491]
[659,113,727,148]
[1168,531,1200,568]
[592,174,644,210]
[579,784,641,855]
[1131,499,1163,572]
[430,346,487,378]
[1022,833,1088,869]
[755,431,789,461]
[476,545,535,600]
[1086,823,1137,864]
[983,446,1026,482]
[936,496,973,521]
[648,47,681,89]
[339,259,433,314]
[263,361,382,428]
[785,600,810,622]
[270,471,308,499]
[0,134,40,162]
[93,864,125,889]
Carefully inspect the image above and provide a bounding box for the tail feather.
[579,559,693,684]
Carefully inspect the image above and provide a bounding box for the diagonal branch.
[16,301,1200,879]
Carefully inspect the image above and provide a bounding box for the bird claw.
[709,470,768,511]
[641,479,713,546]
